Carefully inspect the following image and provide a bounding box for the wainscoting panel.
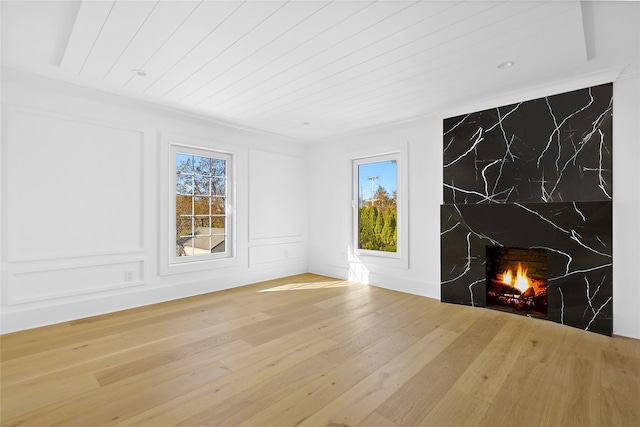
[8,260,145,304]
[249,242,302,267]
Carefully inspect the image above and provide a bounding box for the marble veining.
[440,202,612,335]
[440,83,613,335]
[443,83,612,204]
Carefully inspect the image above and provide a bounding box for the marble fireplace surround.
[440,83,613,335]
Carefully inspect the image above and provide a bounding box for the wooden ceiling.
[1,1,627,141]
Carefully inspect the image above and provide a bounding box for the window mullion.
[353,153,400,258]
[173,147,232,262]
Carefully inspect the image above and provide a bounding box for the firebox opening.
[486,246,548,317]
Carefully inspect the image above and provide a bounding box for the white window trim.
[351,146,409,269]
[160,136,238,275]
[171,145,233,264]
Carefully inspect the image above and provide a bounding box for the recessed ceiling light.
[131,69,147,77]
[497,61,515,70]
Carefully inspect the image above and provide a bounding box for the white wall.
[308,116,444,299]
[611,66,640,339]
[308,66,640,339]
[0,70,308,333]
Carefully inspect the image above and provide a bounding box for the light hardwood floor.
[1,273,639,427]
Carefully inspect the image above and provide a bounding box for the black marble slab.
[441,201,612,335]
[440,83,614,335]
[443,83,613,204]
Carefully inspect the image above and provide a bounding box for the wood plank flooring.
[1,273,639,426]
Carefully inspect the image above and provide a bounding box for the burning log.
[489,280,504,294]
[489,280,521,296]
[522,287,535,299]
[486,250,549,317]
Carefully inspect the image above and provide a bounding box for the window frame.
[351,148,408,268]
[161,139,237,275]
[171,145,233,264]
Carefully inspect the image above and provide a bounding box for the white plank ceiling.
[0,0,607,141]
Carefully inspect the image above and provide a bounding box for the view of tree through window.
[357,159,397,252]
[175,153,227,257]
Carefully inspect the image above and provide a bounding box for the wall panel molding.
[7,259,145,305]
[6,107,146,262]
[248,149,304,241]
[249,242,302,267]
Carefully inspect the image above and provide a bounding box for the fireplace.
[440,83,613,335]
[486,247,548,317]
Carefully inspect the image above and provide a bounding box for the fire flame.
[499,263,531,293]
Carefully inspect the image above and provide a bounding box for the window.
[171,145,233,263]
[353,153,401,259]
